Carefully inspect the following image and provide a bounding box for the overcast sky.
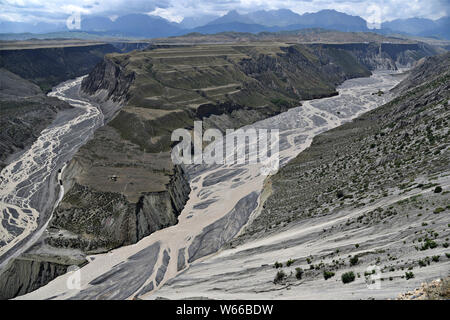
[0,0,448,24]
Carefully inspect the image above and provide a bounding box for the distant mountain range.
[381,16,450,39]
[1,9,449,40]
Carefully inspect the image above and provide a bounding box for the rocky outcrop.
[0,257,69,300]
[396,278,450,300]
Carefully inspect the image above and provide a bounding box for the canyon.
[0,35,447,299]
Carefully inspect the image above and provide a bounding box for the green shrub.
[286,259,295,267]
[432,255,440,262]
[341,271,355,284]
[323,270,335,280]
[295,268,304,280]
[405,272,414,280]
[270,98,291,108]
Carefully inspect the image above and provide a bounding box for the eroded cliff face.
[0,69,71,171]
[135,166,191,240]
[0,44,118,93]
[47,163,190,254]
[315,43,437,70]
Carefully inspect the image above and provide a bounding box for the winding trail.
[17,70,405,300]
[0,77,104,269]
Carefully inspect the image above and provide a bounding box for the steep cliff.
[0,44,118,92]
[0,257,69,300]
[315,42,438,70]
[80,57,135,121]
[54,41,432,255]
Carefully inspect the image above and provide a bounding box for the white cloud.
[149,7,183,22]
[0,0,448,24]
